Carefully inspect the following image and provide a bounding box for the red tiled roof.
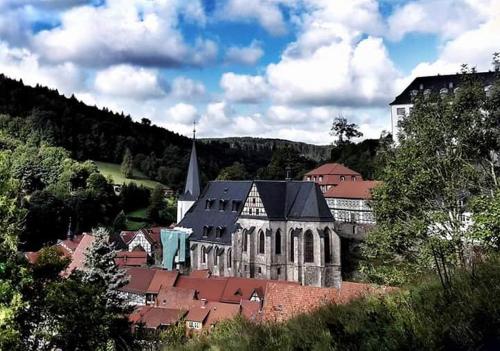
[324,180,382,200]
[147,270,179,294]
[121,267,157,294]
[120,231,136,245]
[57,234,84,253]
[240,300,262,321]
[24,251,40,264]
[220,277,298,304]
[305,163,361,176]
[175,276,229,302]
[204,302,240,326]
[261,281,392,323]
[185,305,211,323]
[156,286,199,310]
[115,251,148,267]
[61,234,96,277]
[130,306,186,329]
[190,269,212,279]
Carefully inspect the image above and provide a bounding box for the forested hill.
[0,74,296,187]
[201,137,332,161]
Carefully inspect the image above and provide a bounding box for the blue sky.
[0,0,498,144]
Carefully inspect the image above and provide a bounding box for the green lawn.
[94,161,163,189]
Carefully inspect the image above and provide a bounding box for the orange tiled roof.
[147,270,179,294]
[261,281,393,323]
[175,276,229,302]
[220,277,298,304]
[61,233,96,277]
[156,286,199,310]
[130,306,186,329]
[305,163,361,176]
[115,251,148,267]
[324,180,382,200]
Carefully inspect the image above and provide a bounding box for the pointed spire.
[181,122,201,200]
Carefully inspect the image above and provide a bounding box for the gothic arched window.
[201,246,206,263]
[324,228,331,264]
[243,230,248,252]
[259,230,265,254]
[290,230,294,262]
[304,230,314,263]
[275,229,282,255]
[214,246,218,265]
[227,249,232,268]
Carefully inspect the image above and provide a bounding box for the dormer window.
[202,226,212,238]
[219,199,227,211]
[485,85,493,97]
[440,88,448,95]
[419,83,424,90]
[215,226,225,239]
[424,89,431,97]
[319,176,323,182]
[449,82,454,89]
[205,199,213,210]
[340,176,345,181]
[352,176,356,181]
[410,89,418,97]
[232,200,241,212]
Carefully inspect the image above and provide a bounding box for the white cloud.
[94,64,166,99]
[220,72,268,103]
[170,76,206,99]
[387,0,492,41]
[167,103,199,124]
[225,40,264,65]
[33,0,216,67]
[0,41,84,94]
[220,0,289,36]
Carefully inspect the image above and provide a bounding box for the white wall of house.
[128,232,152,255]
[391,103,412,141]
[326,198,375,225]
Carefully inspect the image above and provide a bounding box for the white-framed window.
[396,107,405,116]
[188,321,202,329]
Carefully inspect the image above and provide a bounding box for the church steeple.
[177,122,201,223]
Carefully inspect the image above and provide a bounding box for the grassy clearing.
[94,161,162,189]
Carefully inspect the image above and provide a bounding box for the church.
[176,136,341,288]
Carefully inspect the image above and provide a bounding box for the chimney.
[66,217,74,241]
[285,165,292,181]
[201,298,208,308]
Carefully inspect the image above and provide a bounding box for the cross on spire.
[193,120,197,140]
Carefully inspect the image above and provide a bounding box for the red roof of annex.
[324,180,382,200]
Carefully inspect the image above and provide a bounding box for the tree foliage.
[330,115,363,146]
[362,67,500,286]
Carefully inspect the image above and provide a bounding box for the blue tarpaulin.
[161,228,190,270]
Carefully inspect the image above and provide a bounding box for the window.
[216,226,224,239]
[205,199,211,210]
[259,230,265,254]
[227,249,232,268]
[232,200,240,212]
[203,225,210,238]
[324,228,331,264]
[256,208,260,215]
[352,176,356,181]
[249,208,253,215]
[277,267,281,275]
[214,247,218,265]
[219,199,226,211]
[290,231,294,262]
[252,198,256,204]
[419,83,424,90]
[243,230,248,252]
[258,267,262,274]
[449,82,454,89]
[340,176,345,181]
[307,176,311,181]
[275,229,282,255]
[396,107,405,116]
[319,176,323,182]
[188,321,202,329]
[304,230,314,263]
[202,246,206,263]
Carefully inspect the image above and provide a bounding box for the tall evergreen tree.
[120,148,134,179]
[83,227,129,309]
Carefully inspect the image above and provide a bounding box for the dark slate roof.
[390,71,497,105]
[180,141,201,201]
[178,181,253,245]
[253,181,333,222]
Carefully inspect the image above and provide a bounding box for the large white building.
[390,71,497,141]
